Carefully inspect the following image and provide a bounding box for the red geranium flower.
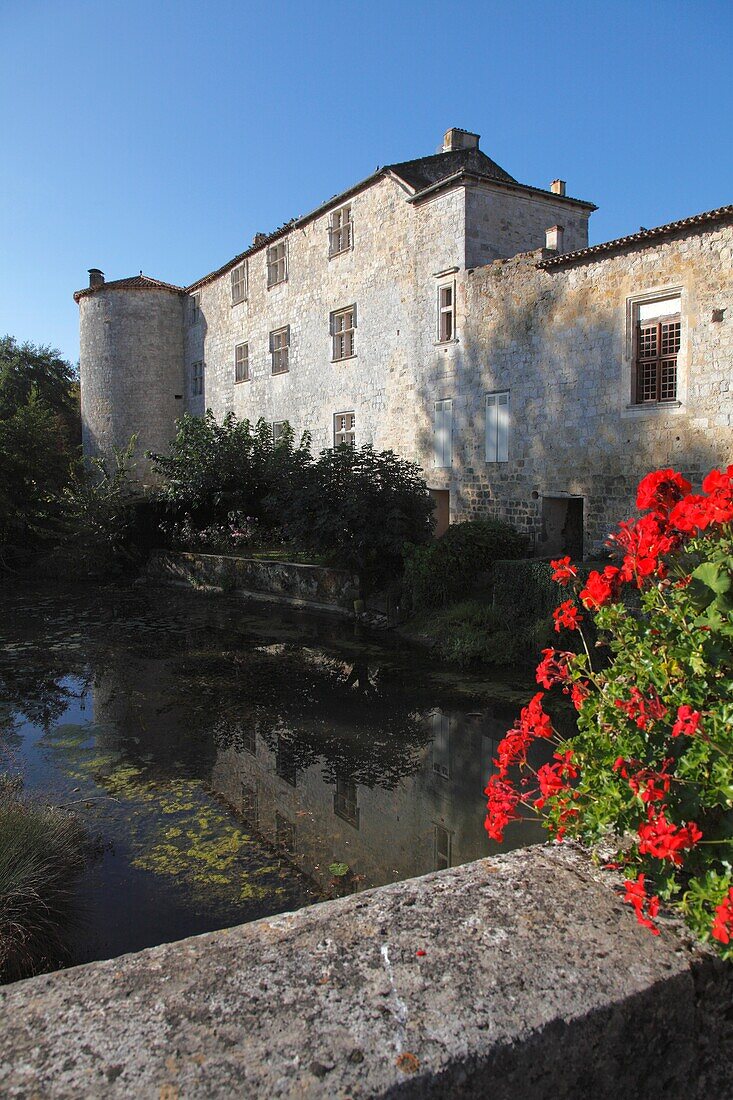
[552,599,583,633]
[636,469,691,517]
[623,873,661,934]
[637,809,702,865]
[579,566,621,610]
[671,705,702,737]
[550,556,578,585]
[614,687,667,730]
[712,888,733,945]
[535,648,573,689]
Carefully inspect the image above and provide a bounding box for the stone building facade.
[75,127,732,555]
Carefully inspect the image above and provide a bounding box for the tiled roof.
[386,147,517,191]
[73,274,186,302]
[537,205,733,269]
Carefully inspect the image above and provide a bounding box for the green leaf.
[329,862,350,877]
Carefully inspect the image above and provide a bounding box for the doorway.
[538,496,584,559]
[429,489,450,538]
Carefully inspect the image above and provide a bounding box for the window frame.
[270,325,290,375]
[333,776,359,828]
[330,304,356,361]
[632,298,682,405]
[267,240,288,287]
[624,288,685,413]
[433,398,452,468]
[190,292,201,325]
[329,204,353,257]
[234,342,249,384]
[191,360,204,397]
[231,262,247,305]
[486,390,510,463]
[437,280,456,343]
[334,411,356,447]
[434,824,452,871]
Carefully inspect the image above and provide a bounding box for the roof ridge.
[537,204,733,268]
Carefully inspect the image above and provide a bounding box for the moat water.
[0,584,545,972]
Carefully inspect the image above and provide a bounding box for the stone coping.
[0,845,730,1098]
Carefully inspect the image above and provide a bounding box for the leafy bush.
[0,776,91,982]
[283,445,434,592]
[148,412,312,530]
[418,600,525,667]
[484,465,733,957]
[404,518,527,610]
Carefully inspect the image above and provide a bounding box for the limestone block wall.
[419,218,733,551]
[465,182,591,268]
[184,175,466,462]
[79,288,185,482]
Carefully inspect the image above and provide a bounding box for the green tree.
[0,336,79,449]
[284,444,434,592]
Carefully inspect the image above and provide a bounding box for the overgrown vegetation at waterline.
[0,776,92,983]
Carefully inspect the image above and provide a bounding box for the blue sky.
[1,0,731,364]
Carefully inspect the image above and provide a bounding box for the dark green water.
[0,583,542,970]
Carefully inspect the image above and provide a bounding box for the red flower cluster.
[613,757,672,804]
[579,565,621,610]
[535,648,573,689]
[550,556,578,585]
[552,599,583,633]
[636,469,692,516]
[637,808,702,865]
[610,514,679,585]
[671,705,702,738]
[712,888,733,945]
[494,692,553,777]
[614,687,668,731]
[484,775,520,842]
[570,680,589,711]
[669,466,733,533]
[534,750,578,810]
[624,874,661,935]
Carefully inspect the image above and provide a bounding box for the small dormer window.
[231,262,247,305]
[329,205,352,256]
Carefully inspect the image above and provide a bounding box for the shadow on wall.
[414,258,725,555]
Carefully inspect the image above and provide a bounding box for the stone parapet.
[0,845,730,1098]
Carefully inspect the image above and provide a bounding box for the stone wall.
[1,845,730,1098]
[147,550,359,611]
[422,217,733,551]
[464,182,590,268]
[79,288,185,482]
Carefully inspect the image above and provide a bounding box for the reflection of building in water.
[212,706,545,895]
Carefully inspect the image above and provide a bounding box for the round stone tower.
[74,270,186,483]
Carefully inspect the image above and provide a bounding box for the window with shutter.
[267,241,287,287]
[329,205,352,256]
[334,411,355,446]
[191,360,204,397]
[270,326,290,374]
[438,283,455,342]
[633,297,681,403]
[433,399,452,468]
[486,391,510,462]
[190,293,200,324]
[434,824,452,871]
[234,342,249,383]
[231,262,247,304]
[331,305,356,360]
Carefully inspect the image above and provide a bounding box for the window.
[334,777,359,828]
[241,726,256,755]
[431,710,451,779]
[191,360,204,397]
[434,824,452,871]
[334,411,355,447]
[438,283,455,342]
[235,342,249,383]
[272,421,287,444]
[190,292,200,324]
[634,297,681,403]
[486,391,510,462]
[241,783,258,826]
[433,399,452,468]
[331,305,356,360]
[329,205,352,256]
[231,262,247,305]
[275,813,296,857]
[270,326,290,374]
[267,241,287,286]
[276,736,297,786]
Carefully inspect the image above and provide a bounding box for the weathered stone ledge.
[0,844,730,1098]
[146,550,359,613]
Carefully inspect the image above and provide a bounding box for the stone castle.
[75,127,732,555]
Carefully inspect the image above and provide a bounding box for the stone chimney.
[88,268,105,288]
[442,128,480,152]
[550,179,566,196]
[545,226,565,252]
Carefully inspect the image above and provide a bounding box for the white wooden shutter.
[434,400,452,468]
[496,392,509,462]
[485,394,497,462]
